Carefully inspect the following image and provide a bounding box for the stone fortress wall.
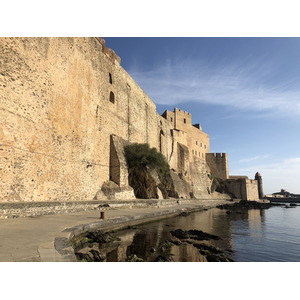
[0,37,261,203]
[206,153,228,180]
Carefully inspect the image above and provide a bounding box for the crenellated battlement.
[175,108,191,115]
[206,153,227,158]
[95,37,121,64]
[205,153,229,180]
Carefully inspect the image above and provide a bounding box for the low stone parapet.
[0,198,234,219]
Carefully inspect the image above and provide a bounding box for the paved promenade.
[0,199,229,262]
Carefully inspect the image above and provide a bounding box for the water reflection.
[77,207,284,262]
[94,208,238,262]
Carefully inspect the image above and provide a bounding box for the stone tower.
[255,172,264,199]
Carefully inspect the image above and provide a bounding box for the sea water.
[95,205,300,262]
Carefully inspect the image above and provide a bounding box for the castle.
[0,37,263,203]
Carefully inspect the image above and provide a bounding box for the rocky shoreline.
[70,199,278,262]
[72,227,234,262]
[72,216,234,262]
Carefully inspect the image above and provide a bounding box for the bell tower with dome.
[255,172,264,199]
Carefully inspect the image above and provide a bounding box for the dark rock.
[225,248,234,253]
[168,239,182,246]
[159,173,179,199]
[206,254,220,262]
[154,255,174,262]
[170,229,189,239]
[89,249,106,262]
[126,254,145,262]
[217,200,273,210]
[205,252,234,262]
[193,243,222,254]
[85,231,119,244]
[188,229,221,240]
[76,247,106,262]
[171,229,221,241]
[128,166,159,199]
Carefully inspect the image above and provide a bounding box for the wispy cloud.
[128,57,300,117]
[239,155,270,163]
[230,157,300,194]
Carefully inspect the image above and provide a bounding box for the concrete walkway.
[0,200,229,262]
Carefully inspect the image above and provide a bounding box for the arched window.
[109,73,112,84]
[109,91,115,104]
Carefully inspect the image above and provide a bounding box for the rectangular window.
[184,118,186,123]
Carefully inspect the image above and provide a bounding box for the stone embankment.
[0,198,232,219]
[59,199,232,262]
[0,198,234,261]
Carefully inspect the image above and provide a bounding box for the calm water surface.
[99,205,300,262]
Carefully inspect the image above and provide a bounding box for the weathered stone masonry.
[0,37,261,203]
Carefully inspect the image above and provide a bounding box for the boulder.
[101,181,135,200]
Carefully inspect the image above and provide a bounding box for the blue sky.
[104,38,300,194]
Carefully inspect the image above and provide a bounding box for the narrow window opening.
[192,150,194,155]
[171,117,173,122]
[204,144,206,149]
[196,141,198,145]
[109,73,112,84]
[109,91,115,104]
[195,151,197,156]
[184,118,186,124]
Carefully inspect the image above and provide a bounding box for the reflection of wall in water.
[126,223,168,261]
[156,210,234,252]
[102,231,136,262]
[248,209,265,232]
[171,243,206,262]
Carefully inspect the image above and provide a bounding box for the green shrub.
[124,143,170,180]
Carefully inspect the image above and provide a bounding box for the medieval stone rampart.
[205,153,229,180]
[225,178,259,201]
[0,37,158,202]
[0,37,262,203]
